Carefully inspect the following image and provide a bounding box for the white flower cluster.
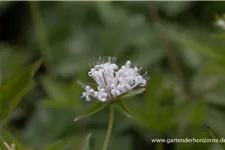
[81,57,148,102]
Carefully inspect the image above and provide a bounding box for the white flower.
[216,19,225,29]
[80,57,148,102]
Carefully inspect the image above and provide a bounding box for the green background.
[1,1,225,150]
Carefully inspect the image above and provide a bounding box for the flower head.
[80,57,148,102]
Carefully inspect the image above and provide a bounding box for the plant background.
[1,1,225,150]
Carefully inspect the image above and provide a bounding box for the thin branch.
[147,2,191,97]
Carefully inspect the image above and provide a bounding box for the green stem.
[102,106,114,150]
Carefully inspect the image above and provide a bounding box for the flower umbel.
[80,57,148,102]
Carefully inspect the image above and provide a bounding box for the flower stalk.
[102,105,114,150]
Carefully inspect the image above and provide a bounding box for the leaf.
[207,127,221,139]
[1,130,22,150]
[0,58,43,123]
[165,25,225,62]
[127,105,154,129]
[128,103,177,131]
[155,1,191,17]
[74,101,108,121]
[0,48,27,84]
[207,126,225,149]
[43,133,92,150]
[0,137,8,150]
[96,2,128,25]
[44,139,72,150]
[78,133,92,150]
[115,100,131,118]
[120,88,146,100]
[212,33,225,40]
[187,100,206,125]
[15,108,81,148]
[40,99,71,109]
[204,106,225,137]
[42,77,68,101]
[145,73,164,115]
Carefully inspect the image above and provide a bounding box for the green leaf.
[212,33,225,40]
[187,100,205,125]
[128,104,177,131]
[42,77,68,101]
[145,73,164,115]
[96,2,128,25]
[204,106,225,137]
[78,133,92,150]
[15,108,81,148]
[43,133,92,150]
[0,58,43,123]
[207,126,225,149]
[74,101,108,121]
[44,139,72,150]
[115,100,131,118]
[1,130,22,150]
[155,1,191,17]
[207,127,221,139]
[120,88,146,100]
[0,137,8,150]
[127,105,154,129]
[165,25,225,62]
[0,48,27,84]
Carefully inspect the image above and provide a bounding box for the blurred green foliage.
[1,1,225,150]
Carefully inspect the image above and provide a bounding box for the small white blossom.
[216,19,225,29]
[80,57,148,102]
